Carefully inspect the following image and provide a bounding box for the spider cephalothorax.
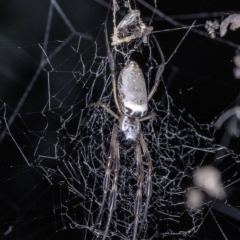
[90,22,165,240]
[119,115,140,141]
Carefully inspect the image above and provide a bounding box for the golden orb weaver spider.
[90,23,165,240]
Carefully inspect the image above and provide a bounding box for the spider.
[90,25,165,240]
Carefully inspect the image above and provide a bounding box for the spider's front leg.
[137,133,153,239]
[132,139,144,240]
[93,124,120,240]
[102,124,120,240]
[93,125,116,232]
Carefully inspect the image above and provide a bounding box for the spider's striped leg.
[132,139,144,240]
[102,124,120,240]
[137,133,153,238]
[147,35,165,101]
[93,124,118,233]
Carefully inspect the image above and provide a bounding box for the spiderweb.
[1,1,240,240]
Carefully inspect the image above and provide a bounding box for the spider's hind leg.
[147,35,165,101]
[105,24,122,115]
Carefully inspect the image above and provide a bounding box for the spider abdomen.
[118,61,148,118]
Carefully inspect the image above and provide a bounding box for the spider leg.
[102,124,120,240]
[137,133,153,238]
[105,24,122,115]
[93,124,118,235]
[147,35,165,101]
[89,103,118,119]
[132,139,144,240]
[139,112,156,122]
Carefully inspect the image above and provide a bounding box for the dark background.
[0,1,240,239]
